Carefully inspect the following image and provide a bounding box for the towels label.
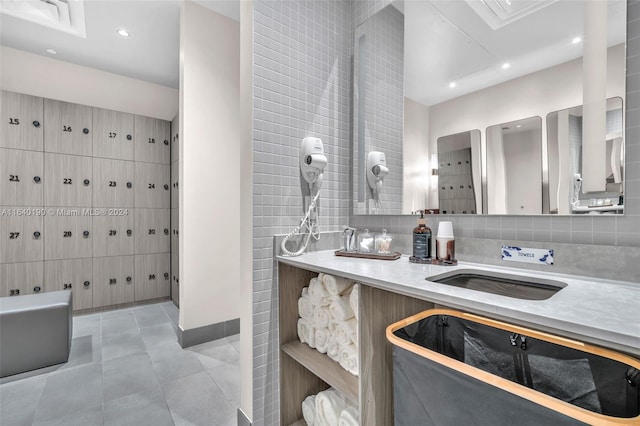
[501,246,553,265]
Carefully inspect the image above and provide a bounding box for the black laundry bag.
[386,309,640,426]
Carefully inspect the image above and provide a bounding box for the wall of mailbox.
[1,90,172,311]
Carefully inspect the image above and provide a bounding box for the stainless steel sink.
[428,269,566,300]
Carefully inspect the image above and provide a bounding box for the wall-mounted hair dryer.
[366,151,389,210]
[282,137,328,257]
[300,137,328,190]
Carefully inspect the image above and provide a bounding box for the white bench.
[0,290,72,377]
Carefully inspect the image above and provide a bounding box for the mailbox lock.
[127,229,132,236]
[164,184,169,190]
[83,128,90,134]
[164,228,169,235]
[33,231,41,238]
[32,120,40,128]
[127,134,132,140]
[84,179,90,186]
[34,176,41,183]
[127,182,132,189]
[126,276,132,282]
[34,286,41,292]
[83,230,90,237]
[84,281,90,287]
[164,272,169,279]
[164,140,169,146]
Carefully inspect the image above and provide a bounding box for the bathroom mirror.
[436,130,482,215]
[352,0,626,216]
[486,117,543,215]
[547,97,624,215]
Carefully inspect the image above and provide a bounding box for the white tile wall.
[252,1,352,424]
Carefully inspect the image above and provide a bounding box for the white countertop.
[278,251,640,356]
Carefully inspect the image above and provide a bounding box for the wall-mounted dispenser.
[366,151,389,211]
[282,137,328,256]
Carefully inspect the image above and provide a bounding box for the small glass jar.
[375,229,393,255]
[358,229,374,253]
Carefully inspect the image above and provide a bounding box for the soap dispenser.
[412,210,431,260]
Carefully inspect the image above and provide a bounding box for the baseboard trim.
[237,408,252,426]
[74,297,171,316]
[178,318,240,348]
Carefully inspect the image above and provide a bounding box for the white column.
[239,0,254,421]
[179,1,241,331]
[582,0,608,192]
[557,109,571,214]
[487,125,507,214]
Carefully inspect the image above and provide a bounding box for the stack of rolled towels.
[297,273,359,376]
[302,388,359,426]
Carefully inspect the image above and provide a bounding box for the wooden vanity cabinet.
[278,262,433,425]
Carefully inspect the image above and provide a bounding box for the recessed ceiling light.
[516,124,522,128]
[45,48,57,55]
[502,62,511,70]
[116,28,130,37]
[449,82,457,88]
[572,37,582,44]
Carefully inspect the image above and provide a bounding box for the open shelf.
[282,341,359,404]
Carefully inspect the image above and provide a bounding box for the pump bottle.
[412,210,432,259]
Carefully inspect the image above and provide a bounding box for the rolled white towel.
[350,284,359,320]
[315,388,347,426]
[302,394,316,425]
[327,335,340,362]
[315,328,331,354]
[322,274,352,296]
[339,343,359,376]
[329,294,354,321]
[298,287,315,320]
[309,276,330,304]
[297,318,316,348]
[338,405,359,426]
[313,305,332,329]
[334,318,358,346]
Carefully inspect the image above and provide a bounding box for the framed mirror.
[352,0,626,216]
[486,117,543,215]
[547,97,624,215]
[436,130,482,215]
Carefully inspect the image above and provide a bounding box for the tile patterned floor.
[0,301,240,426]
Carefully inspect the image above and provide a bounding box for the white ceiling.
[1,0,625,99]
[403,0,627,107]
[0,0,240,89]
